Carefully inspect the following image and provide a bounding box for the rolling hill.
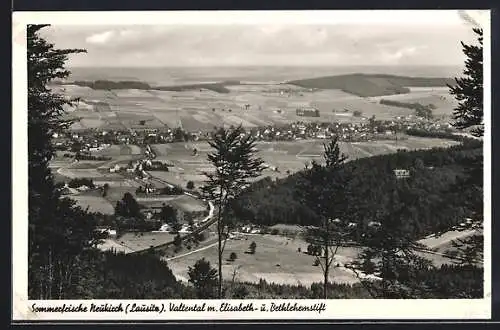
[64,80,240,94]
[287,74,456,97]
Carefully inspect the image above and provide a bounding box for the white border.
[12,10,492,321]
[10,10,482,26]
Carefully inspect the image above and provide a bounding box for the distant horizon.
[67,64,462,68]
[62,65,463,86]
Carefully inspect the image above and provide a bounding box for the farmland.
[147,136,459,187]
[114,232,178,252]
[51,78,457,133]
[70,195,115,214]
[52,136,460,196]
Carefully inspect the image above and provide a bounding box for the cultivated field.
[136,194,207,214]
[91,144,142,157]
[70,195,115,214]
[114,232,177,252]
[367,87,457,117]
[147,137,460,186]
[53,83,458,132]
[51,144,143,181]
[56,167,124,180]
[169,195,207,213]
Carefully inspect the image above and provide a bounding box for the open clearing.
[113,232,177,252]
[164,226,473,285]
[90,144,142,157]
[70,195,115,214]
[165,234,362,285]
[135,194,206,214]
[168,195,207,213]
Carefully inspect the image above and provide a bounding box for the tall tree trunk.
[323,246,329,299]
[216,190,224,298]
[59,263,64,299]
[218,216,223,298]
[323,218,329,299]
[48,248,53,299]
[323,242,329,299]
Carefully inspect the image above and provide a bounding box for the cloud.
[43,22,476,67]
[259,25,284,35]
[386,46,418,60]
[85,30,115,44]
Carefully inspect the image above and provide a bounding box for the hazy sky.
[39,11,481,67]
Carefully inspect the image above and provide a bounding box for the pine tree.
[28,25,100,299]
[448,28,483,137]
[447,27,484,267]
[296,136,353,298]
[188,258,218,299]
[202,125,264,298]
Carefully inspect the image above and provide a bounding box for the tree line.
[231,140,481,239]
[379,99,435,119]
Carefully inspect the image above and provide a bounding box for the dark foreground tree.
[28,25,101,299]
[202,125,264,298]
[449,230,484,266]
[347,187,435,298]
[447,27,484,267]
[448,27,483,137]
[188,258,218,299]
[296,136,352,299]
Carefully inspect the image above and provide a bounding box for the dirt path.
[418,229,477,249]
[164,240,218,262]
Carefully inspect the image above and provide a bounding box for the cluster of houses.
[296,107,320,117]
[59,183,92,195]
[155,222,194,234]
[54,109,457,157]
[96,227,117,238]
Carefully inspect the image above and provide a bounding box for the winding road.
[53,145,218,255]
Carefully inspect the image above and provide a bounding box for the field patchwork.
[56,83,457,132]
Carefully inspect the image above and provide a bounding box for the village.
[52,112,456,155]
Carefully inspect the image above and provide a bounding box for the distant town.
[53,115,458,154]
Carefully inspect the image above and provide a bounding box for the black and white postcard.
[12,10,491,321]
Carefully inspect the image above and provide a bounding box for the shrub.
[229,252,237,261]
[67,178,95,189]
[232,285,249,299]
[249,241,257,254]
[188,258,218,299]
[307,244,314,255]
[173,234,182,247]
